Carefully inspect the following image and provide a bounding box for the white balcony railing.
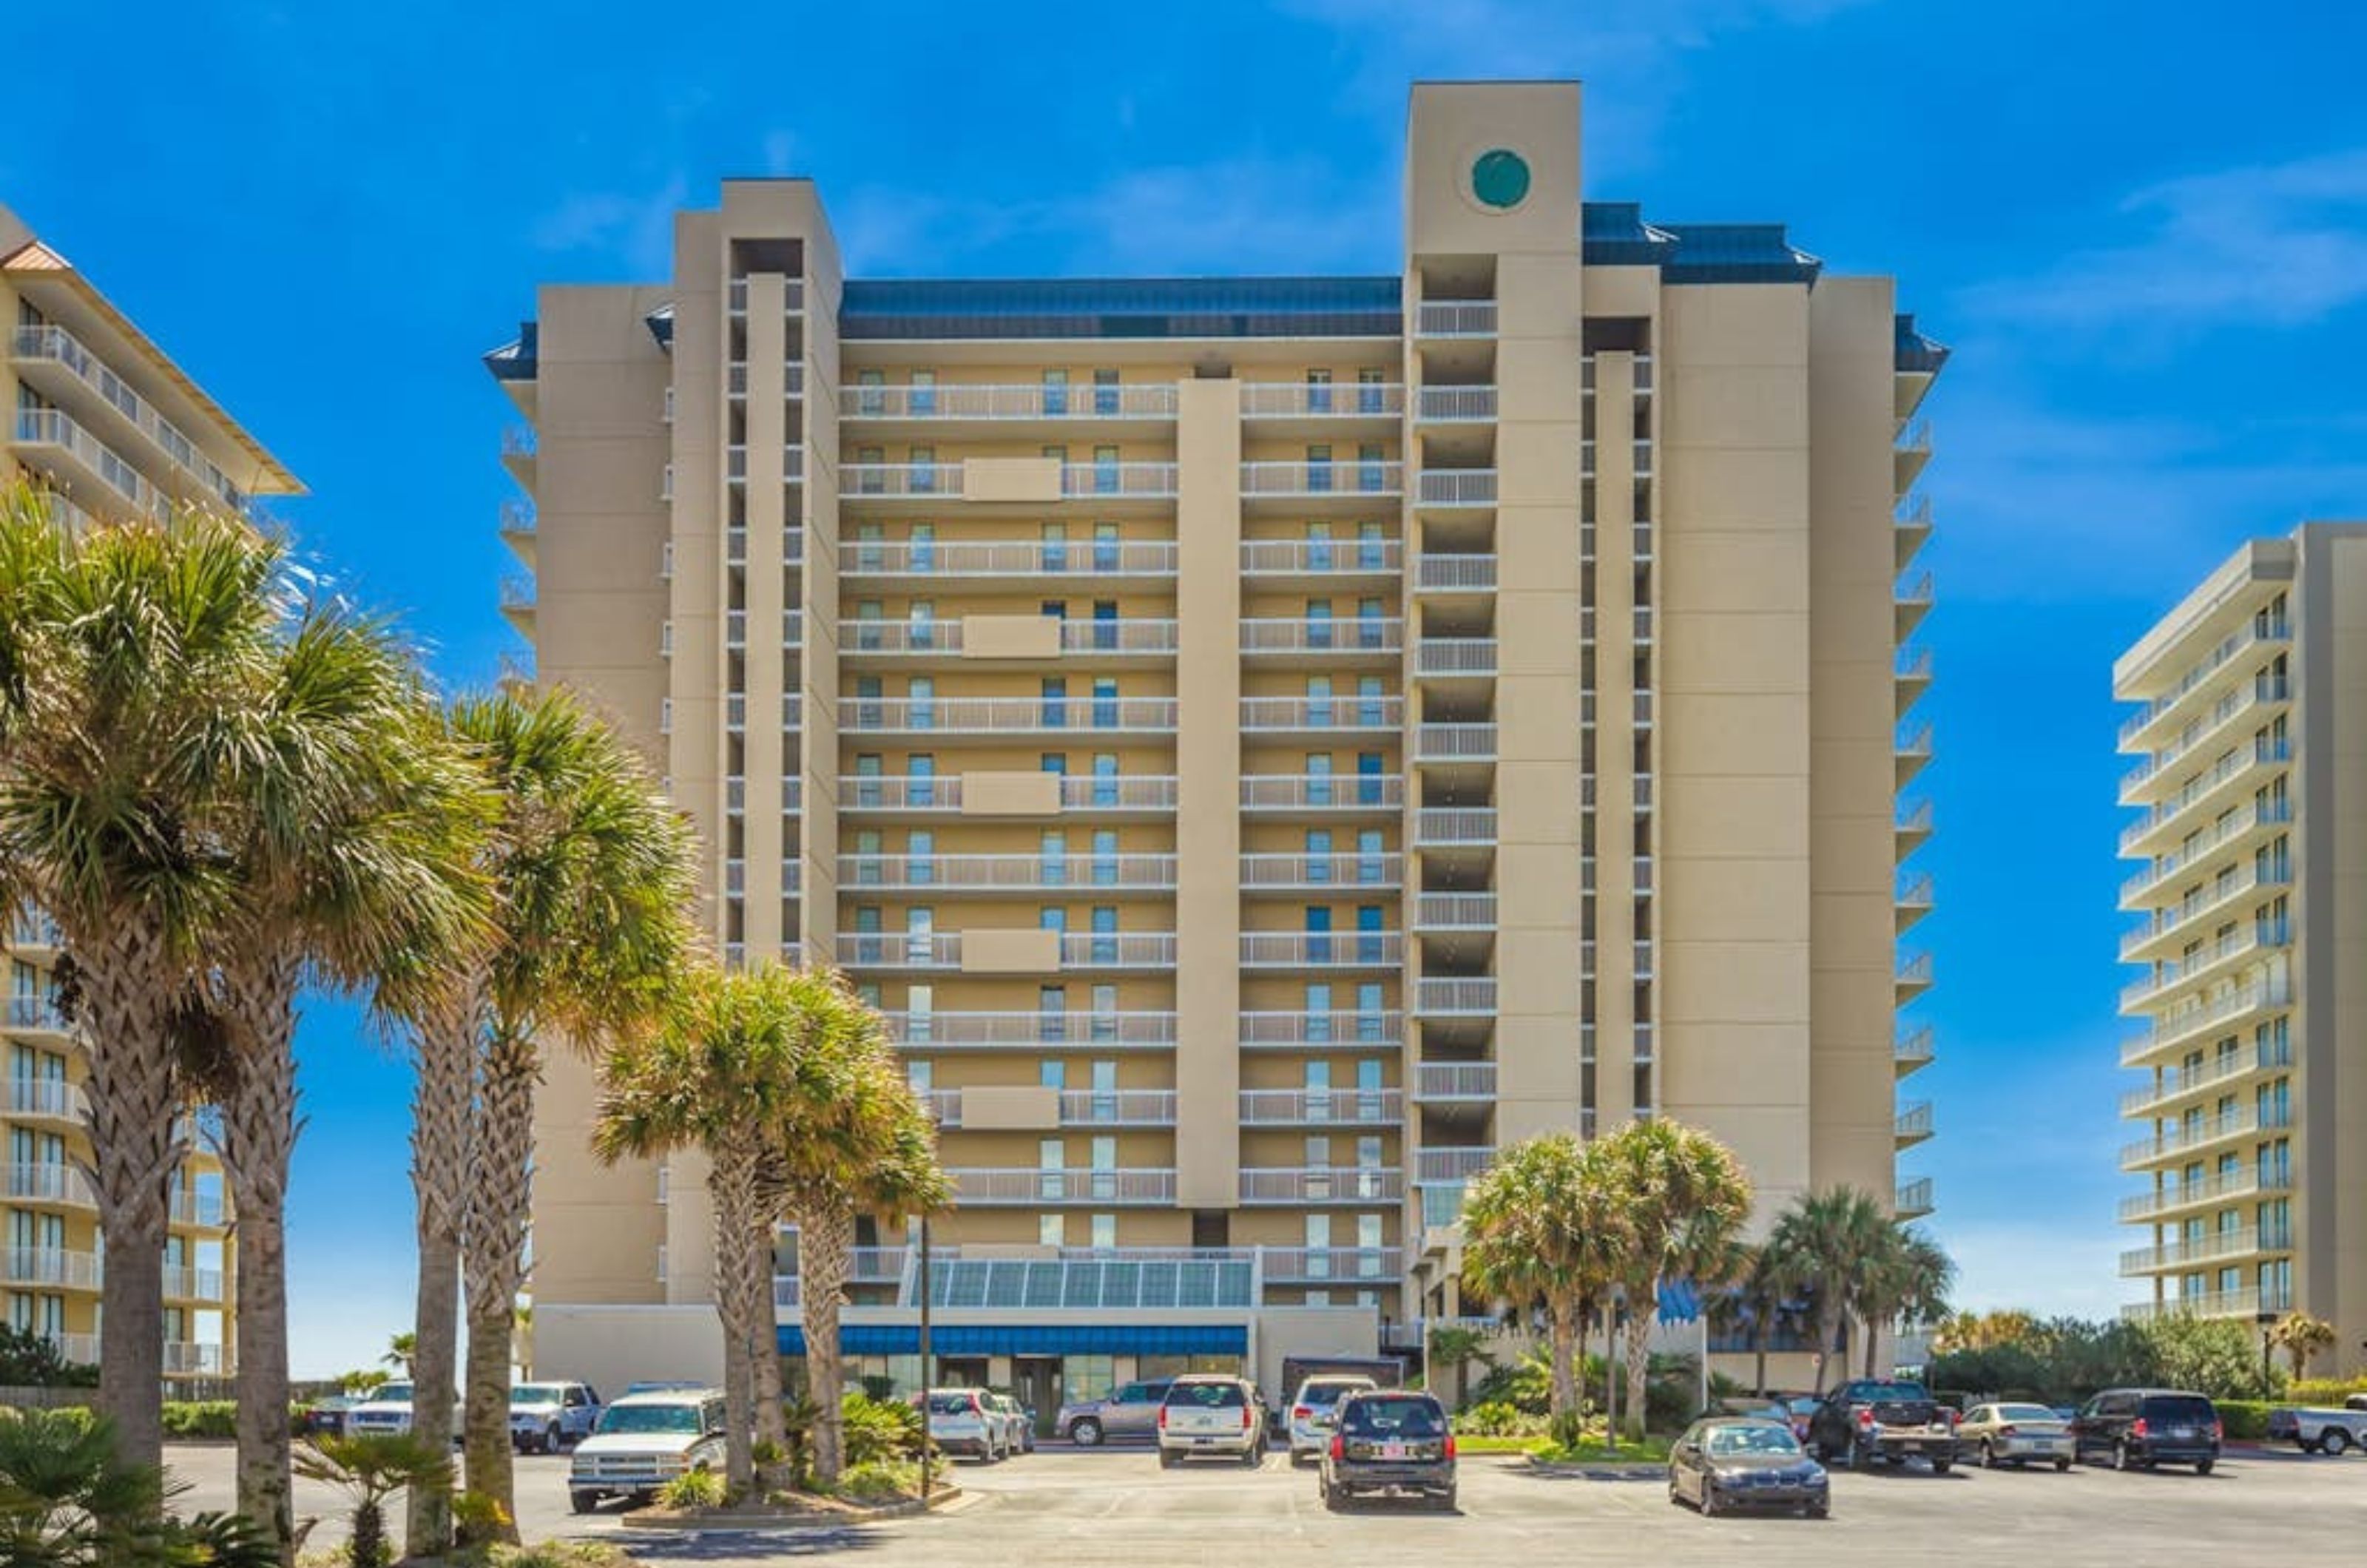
[0,1247,102,1290]
[1414,553,1496,592]
[840,538,1178,578]
[1416,638,1497,677]
[952,1168,1176,1205]
[1239,774,1403,811]
[1238,854,1404,890]
[4,997,70,1035]
[2121,979,2292,1064]
[1895,1101,1934,1141]
[2120,921,2285,1010]
[2122,1285,2289,1323]
[837,775,1181,813]
[2120,1226,2289,1276]
[1414,978,1496,1016]
[840,384,1179,421]
[1417,470,1498,507]
[1056,1089,1178,1126]
[841,697,1178,734]
[2121,1036,2292,1117]
[2121,1104,2289,1167]
[1239,1011,1402,1047]
[2119,1166,2286,1223]
[1238,1167,1403,1203]
[1,1078,85,1121]
[2119,618,2292,747]
[2121,740,2293,851]
[11,326,247,509]
[1237,1089,1402,1125]
[1239,538,1402,575]
[1415,893,1496,929]
[1414,1146,1495,1183]
[1416,808,1497,845]
[1261,1247,1401,1280]
[2121,868,2292,960]
[883,1011,1178,1047]
[1414,1062,1496,1100]
[1240,697,1402,731]
[1239,933,1404,968]
[1415,385,1498,421]
[838,854,1178,892]
[5,1163,95,1206]
[1417,301,1497,337]
[1414,723,1495,761]
[2121,800,2292,905]
[1240,382,1405,419]
[1239,618,1403,655]
[1240,460,1403,498]
[1055,933,1178,969]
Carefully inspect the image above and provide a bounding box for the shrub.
[451,1487,513,1544]
[160,1399,239,1440]
[833,1458,922,1503]
[2291,1377,2367,1405]
[1452,1401,1545,1438]
[2215,1399,2272,1440]
[655,1467,726,1510]
[841,1390,925,1467]
[489,1543,639,1567]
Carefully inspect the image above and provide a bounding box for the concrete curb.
[1521,1453,1667,1480]
[618,1485,962,1532]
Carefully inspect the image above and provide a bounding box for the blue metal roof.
[482,321,537,382]
[779,1322,1249,1357]
[1579,202,1678,266]
[1652,223,1823,285]
[840,276,1402,341]
[1894,312,1950,374]
[645,303,675,350]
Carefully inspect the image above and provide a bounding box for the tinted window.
[2139,1396,2216,1423]
[1168,1382,1247,1409]
[1298,1379,1372,1407]
[1340,1396,1444,1436]
[927,1393,981,1416]
[1996,1404,2057,1422]
[595,1403,700,1436]
[1706,1424,1802,1457]
[1840,1382,1929,1402]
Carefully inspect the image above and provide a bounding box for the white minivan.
[567,1388,726,1513]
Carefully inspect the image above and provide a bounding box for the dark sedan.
[1669,1417,1831,1518]
[1319,1390,1456,1511]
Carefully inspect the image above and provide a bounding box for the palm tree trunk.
[1547,1297,1578,1418]
[1622,1308,1653,1442]
[462,1026,535,1544]
[404,982,478,1557]
[1815,1302,1843,1392]
[217,950,301,1561]
[1863,1314,1881,1379]
[798,1202,856,1485]
[73,918,182,1472]
[709,1143,763,1498]
[1753,1312,1771,1398]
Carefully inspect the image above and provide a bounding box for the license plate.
[1382,1442,1406,1459]
[2170,1426,2195,1439]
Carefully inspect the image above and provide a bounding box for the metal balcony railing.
[1416,808,1498,845]
[840,384,1179,420]
[2121,800,2292,904]
[1239,618,1402,655]
[952,1168,1176,1205]
[0,1247,102,1290]
[1415,893,1496,929]
[1238,1167,1403,1203]
[1414,978,1496,1016]
[882,1011,1177,1047]
[11,326,246,509]
[1238,1011,1402,1047]
[1240,774,1403,811]
[2121,740,2292,851]
[1260,1247,1400,1281]
[2118,1167,2286,1223]
[2121,979,2292,1062]
[1895,1101,1934,1142]
[2119,619,2292,747]
[1240,697,1403,731]
[2121,870,2292,961]
[1237,1089,1402,1125]
[4,998,70,1035]
[1417,470,1498,507]
[1894,1178,1934,1217]
[839,539,1178,578]
[1415,385,1498,421]
[2122,1285,2289,1323]
[4,1163,95,1206]
[1414,1062,1496,1100]
[1056,1089,1178,1125]
[1240,382,1405,418]
[1414,723,1495,761]
[1416,638,1497,677]
[1238,854,1403,890]
[2120,921,2285,1010]
[842,697,1178,734]
[2,1078,84,1121]
[1240,460,1403,498]
[2121,1035,2292,1117]
[1414,1146,1495,1183]
[1414,553,1496,592]
[1240,933,1399,968]
[2121,1104,2289,1167]
[1238,538,1401,575]
[2119,677,2292,798]
[1416,301,1497,337]
[840,854,1178,892]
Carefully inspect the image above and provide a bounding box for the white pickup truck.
[1156,1374,1263,1468]
[2266,1405,2367,1455]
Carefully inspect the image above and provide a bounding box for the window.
[1039,1139,1066,1200]
[908,675,935,729]
[1041,677,1068,729]
[1307,444,1334,493]
[909,754,936,807]
[1090,906,1118,964]
[909,371,936,416]
[1042,830,1069,888]
[1306,828,1334,884]
[1305,368,1333,414]
[1092,753,1119,807]
[1090,984,1118,1042]
[1093,445,1119,495]
[1090,1213,1118,1251]
[1092,677,1118,729]
[857,368,886,417]
[1093,368,1120,416]
[1039,1213,1065,1248]
[1040,1059,1066,1090]
[1091,829,1118,886]
[1306,984,1334,1043]
[1306,753,1334,807]
[909,445,937,494]
[1357,368,1385,415]
[1042,368,1070,417]
[1094,522,1121,571]
[1305,1213,1332,1275]
[1039,987,1067,1041]
[1041,522,1069,572]
[1357,442,1385,492]
[907,1061,933,1092]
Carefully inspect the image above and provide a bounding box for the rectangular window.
[1039,1213,1065,1248]
[908,370,936,416]
[1306,443,1334,493]
[1039,1059,1066,1090]
[1093,368,1120,416]
[1041,521,1069,572]
[1090,1213,1118,1252]
[1042,368,1069,417]
[1305,368,1334,414]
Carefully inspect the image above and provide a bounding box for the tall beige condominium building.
[2117,526,2366,1373]
[0,202,301,1379]
[492,81,1943,1402]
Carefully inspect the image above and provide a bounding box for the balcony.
[839,775,1180,815]
[1057,1089,1178,1126]
[1895,646,1933,716]
[499,574,536,633]
[837,934,962,971]
[164,1263,227,1302]
[1894,1025,1935,1076]
[1896,800,1934,859]
[839,382,1178,425]
[1240,933,1404,970]
[1414,552,1496,594]
[840,538,1178,581]
[2119,979,2291,1067]
[840,462,1180,503]
[1894,1101,1934,1147]
[1414,385,1497,422]
[2119,1166,2286,1224]
[2121,800,2292,908]
[1415,638,1498,679]
[1240,1012,1402,1049]
[1238,1167,1403,1204]
[10,326,246,510]
[5,1163,94,1208]
[171,1188,227,1227]
[10,908,64,956]
[12,408,157,515]
[3,1078,85,1122]
[882,1011,1177,1048]
[4,997,71,1038]
[951,1168,1175,1206]
[1417,470,1498,510]
[1414,893,1496,931]
[2118,677,2292,805]
[1417,808,1498,847]
[2120,740,2292,855]
[2121,868,2292,963]
[2122,1285,2289,1323]
[1416,301,1497,337]
[838,854,1178,894]
[1414,723,1496,764]
[1895,723,1934,787]
[2120,1226,2288,1277]
[1239,538,1401,580]
[1896,872,1935,932]
[1895,1178,1934,1220]
[2119,618,2292,751]
[1894,420,1933,490]
[1895,496,1933,570]
[841,697,1178,737]
[163,1342,231,1377]
[2121,1104,2288,1170]
[2120,920,2286,1013]
[1240,382,1404,422]
[1060,933,1177,970]
[1240,774,1403,813]
[1414,1146,1495,1183]
[1238,1089,1403,1126]
[1240,697,1403,735]
[1415,978,1496,1016]
[1894,572,1934,639]
[1261,1247,1402,1283]
[1413,1061,1496,1101]
[840,618,1181,660]
[1240,460,1402,504]
[1239,854,1403,892]
[0,1246,101,1290]
[1895,953,1934,1002]
[1240,618,1402,662]
[2121,1036,2292,1118]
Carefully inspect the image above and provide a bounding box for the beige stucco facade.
[490,81,1939,1393]
[0,202,300,1379]
[2116,525,2367,1376]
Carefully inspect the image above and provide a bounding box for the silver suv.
[1286,1375,1378,1463]
[1058,1378,1172,1445]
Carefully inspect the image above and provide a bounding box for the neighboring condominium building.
[490,81,1943,1404]
[2116,526,2366,1373]
[0,201,300,1378]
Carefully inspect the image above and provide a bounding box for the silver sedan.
[1957,1402,2074,1470]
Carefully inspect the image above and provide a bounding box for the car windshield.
[595,1403,700,1435]
[1845,1382,1929,1402]
[1997,1404,2057,1422]
[927,1393,980,1416]
[1169,1382,1246,1409]
[511,1385,566,1405]
[2140,1396,2215,1422]
[371,1385,413,1404]
[1300,1381,1369,1407]
[1340,1397,1444,1436]
[1706,1424,1802,1457]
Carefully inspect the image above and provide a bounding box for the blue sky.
[8,1,2365,1373]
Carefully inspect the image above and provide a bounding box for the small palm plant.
[0,1408,276,1567]
[294,1433,453,1568]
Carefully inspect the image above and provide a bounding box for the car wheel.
[1070,1418,1103,1447]
[1981,1440,1997,1468]
[1242,1444,1260,1468]
[2054,1458,2070,1473]
[2195,1459,2214,1476]
[1700,1482,1720,1517]
[1433,1487,1456,1513]
[545,1423,561,1455]
[569,1492,598,1515]
[2113,1440,2132,1472]
[2323,1430,2351,1457]
[1807,1501,1830,1520]
[1931,1456,1953,1476]
[1158,1449,1179,1470]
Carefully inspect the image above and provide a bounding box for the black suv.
[2070,1388,2221,1473]
[1319,1390,1456,1511]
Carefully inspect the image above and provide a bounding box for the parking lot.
[171,1442,2366,1566]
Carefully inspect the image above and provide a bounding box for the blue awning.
[778,1322,1249,1357]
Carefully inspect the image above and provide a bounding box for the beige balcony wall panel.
[960,614,1064,660]
[1494,1016,1585,1146]
[953,1086,1063,1132]
[662,1146,716,1307]
[960,457,1064,503]
[1496,595,1581,676]
[1662,534,1811,615]
[1490,676,1584,762]
[1807,277,1905,1205]
[1661,615,1810,696]
[739,275,792,955]
[1664,777,1810,858]
[1661,695,1811,777]
[1497,929,1581,1019]
[1662,859,1809,942]
[1659,942,1810,1024]
[1580,265,1659,317]
[1174,378,1244,1210]
[1404,82,1582,262]
[1659,450,1811,531]
[958,927,1061,973]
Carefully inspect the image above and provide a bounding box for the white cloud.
[529,175,689,277]
[1962,148,2367,331]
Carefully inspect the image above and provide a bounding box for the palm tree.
[1767,1187,1892,1390]
[1714,1240,1810,1397]
[1593,1118,1753,1438]
[0,1407,279,1567]
[294,1433,453,1568]
[382,1332,417,1378]
[1425,1324,1491,1412]
[188,595,486,1559]
[1459,1133,1618,1418]
[592,959,834,1496]
[1857,1226,1956,1376]
[765,973,947,1486]
[2271,1311,2337,1380]
[0,490,283,1467]
[448,689,695,1540]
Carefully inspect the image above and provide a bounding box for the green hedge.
[160,1401,237,1440]
[2215,1400,2272,1440]
[2291,1378,2367,1405]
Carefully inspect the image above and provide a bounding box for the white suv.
[1286,1375,1379,1463]
[1157,1375,1263,1468]
[567,1388,726,1513]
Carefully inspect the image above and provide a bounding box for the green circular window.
[1471,149,1531,209]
